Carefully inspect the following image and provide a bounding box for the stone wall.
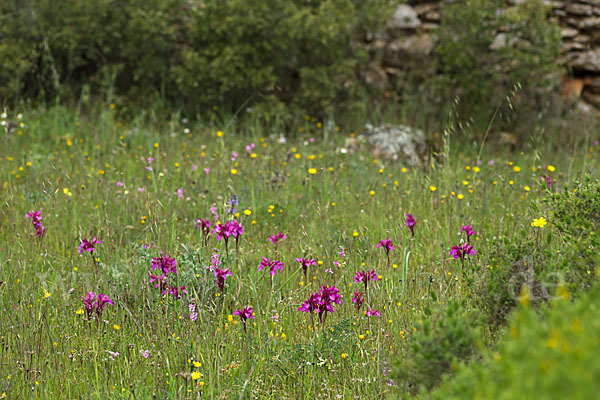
[374,0,600,108]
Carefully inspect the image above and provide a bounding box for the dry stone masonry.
[375,0,600,108]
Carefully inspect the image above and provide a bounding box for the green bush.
[436,0,562,130]
[426,279,600,400]
[474,175,599,329]
[392,301,483,396]
[0,0,392,117]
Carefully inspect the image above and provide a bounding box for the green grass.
[0,105,598,399]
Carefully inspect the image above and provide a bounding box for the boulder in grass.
[364,123,427,167]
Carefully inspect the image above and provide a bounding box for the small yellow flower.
[216,131,224,138]
[154,142,159,148]
[193,361,202,368]
[192,371,202,380]
[547,165,555,172]
[113,324,120,330]
[43,289,51,299]
[513,166,521,172]
[352,231,359,238]
[369,190,375,196]
[76,309,84,315]
[294,153,301,159]
[244,209,252,216]
[429,185,437,192]
[524,186,530,192]
[531,217,547,228]
[341,353,347,359]
[308,168,317,175]
[228,315,233,323]
[457,194,464,200]
[358,334,365,340]
[230,168,237,175]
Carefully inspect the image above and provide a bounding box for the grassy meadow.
[1,105,599,399]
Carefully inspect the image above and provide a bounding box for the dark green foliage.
[436,0,562,129]
[393,301,483,395]
[427,281,600,400]
[0,0,392,118]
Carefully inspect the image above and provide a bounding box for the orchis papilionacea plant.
[450,242,476,268]
[354,269,378,292]
[366,307,381,317]
[405,213,415,237]
[148,253,187,298]
[377,238,394,268]
[298,285,341,326]
[25,210,46,239]
[352,290,364,314]
[195,218,211,246]
[461,225,476,241]
[269,232,287,246]
[213,219,244,267]
[259,257,284,277]
[295,257,316,280]
[233,306,254,332]
[81,292,113,320]
[214,266,232,292]
[78,237,101,255]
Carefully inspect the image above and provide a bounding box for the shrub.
[427,280,600,399]
[392,301,483,396]
[436,0,562,130]
[0,0,393,118]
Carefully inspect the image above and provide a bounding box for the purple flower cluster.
[213,220,243,245]
[269,232,287,245]
[195,218,211,245]
[295,257,316,278]
[449,242,476,268]
[352,290,364,313]
[377,238,394,254]
[25,210,46,238]
[81,292,113,320]
[233,306,254,332]
[214,266,232,292]
[405,214,415,237]
[460,225,476,241]
[78,237,101,255]
[298,285,341,324]
[259,257,284,277]
[149,253,187,298]
[354,269,378,291]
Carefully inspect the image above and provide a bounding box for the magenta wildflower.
[152,254,177,276]
[149,273,167,292]
[116,181,124,187]
[377,238,394,253]
[298,293,321,314]
[195,218,211,246]
[94,294,113,318]
[298,285,341,325]
[366,307,380,317]
[405,214,415,237]
[177,188,184,199]
[82,291,96,319]
[259,257,284,277]
[214,266,232,292]
[78,237,101,255]
[450,242,476,268]
[295,257,316,278]
[460,225,476,241]
[354,269,378,291]
[142,349,150,359]
[246,143,256,154]
[352,290,364,313]
[166,285,188,298]
[233,306,254,332]
[26,210,46,238]
[269,232,287,245]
